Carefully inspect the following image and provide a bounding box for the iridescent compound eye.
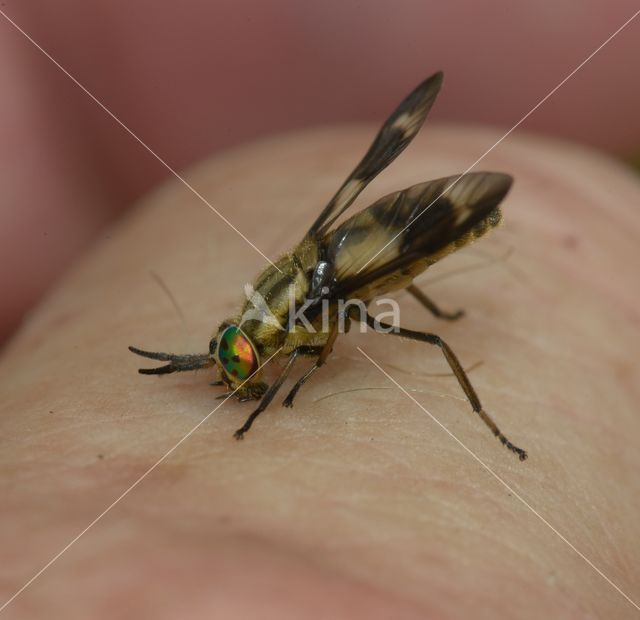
[216,326,259,381]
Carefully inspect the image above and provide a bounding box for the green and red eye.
[216,326,259,381]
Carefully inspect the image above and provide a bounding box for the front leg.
[233,350,301,439]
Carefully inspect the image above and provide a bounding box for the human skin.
[0,126,639,619]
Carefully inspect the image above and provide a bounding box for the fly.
[130,71,528,460]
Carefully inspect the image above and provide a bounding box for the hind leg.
[406,284,464,321]
[363,313,527,461]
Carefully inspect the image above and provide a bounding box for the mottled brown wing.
[307,71,443,236]
[326,172,513,301]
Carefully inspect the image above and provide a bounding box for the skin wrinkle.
[315,386,469,404]
[0,126,639,618]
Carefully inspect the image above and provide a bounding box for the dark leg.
[282,364,319,408]
[363,314,527,461]
[129,346,213,374]
[282,323,341,408]
[281,345,325,407]
[234,349,302,439]
[406,284,464,321]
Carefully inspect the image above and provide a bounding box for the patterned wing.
[326,172,513,302]
[307,71,443,236]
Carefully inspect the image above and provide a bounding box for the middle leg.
[233,348,301,439]
[282,320,342,408]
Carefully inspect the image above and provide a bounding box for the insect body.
[130,71,528,460]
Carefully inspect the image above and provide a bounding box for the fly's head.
[210,324,264,396]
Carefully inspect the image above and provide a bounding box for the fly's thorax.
[241,239,320,330]
[238,319,288,360]
[281,319,336,354]
[250,236,319,297]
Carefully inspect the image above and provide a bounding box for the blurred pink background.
[1,0,639,345]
